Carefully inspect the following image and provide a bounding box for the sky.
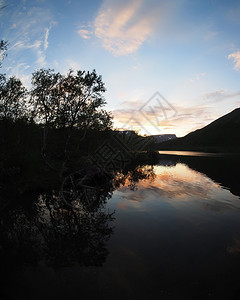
[1,0,240,137]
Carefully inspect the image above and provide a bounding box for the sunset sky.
[1,0,240,136]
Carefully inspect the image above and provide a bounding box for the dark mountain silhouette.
[158,108,240,152]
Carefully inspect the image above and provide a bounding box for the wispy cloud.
[44,21,57,50]
[44,27,50,50]
[7,62,31,88]
[36,48,46,66]
[12,39,47,67]
[228,51,240,71]
[12,40,42,50]
[112,95,213,136]
[52,59,82,75]
[65,59,81,72]
[77,26,92,39]
[93,0,169,56]
[202,89,240,102]
[44,30,49,50]
[4,3,56,70]
[204,30,218,40]
[189,72,206,83]
[78,0,217,56]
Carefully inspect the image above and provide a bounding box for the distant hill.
[157,108,240,153]
[150,134,177,143]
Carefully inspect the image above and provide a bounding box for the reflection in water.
[160,153,240,198]
[144,163,240,210]
[105,160,240,299]
[113,165,156,191]
[158,150,231,157]
[0,189,114,268]
[113,162,240,214]
[0,166,155,268]
[1,158,240,299]
[0,168,116,299]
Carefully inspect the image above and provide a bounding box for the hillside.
[157,108,240,153]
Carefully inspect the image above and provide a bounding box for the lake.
[1,152,240,299]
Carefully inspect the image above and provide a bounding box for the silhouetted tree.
[0,31,27,121]
[30,69,61,126]
[30,68,112,167]
[30,68,112,130]
[0,76,27,121]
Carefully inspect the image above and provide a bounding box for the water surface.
[1,156,240,299]
[158,150,234,157]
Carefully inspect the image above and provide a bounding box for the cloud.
[7,62,31,88]
[8,62,30,73]
[12,39,46,67]
[202,89,240,102]
[94,0,168,56]
[77,26,92,39]
[204,31,218,40]
[44,27,50,50]
[53,59,82,75]
[44,21,57,50]
[65,59,81,71]
[228,51,240,71]
[3,4,56,71]
[36,48,46,66]
[112,94,213,136]
[12,40,42,50]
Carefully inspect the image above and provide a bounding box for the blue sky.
[1,0,240,136]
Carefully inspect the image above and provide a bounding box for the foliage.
[30,68,112,130]
[0,75,28,121]
[30,68,61,125]
[0,47,159,199]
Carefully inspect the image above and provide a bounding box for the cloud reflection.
[115,162,240,213]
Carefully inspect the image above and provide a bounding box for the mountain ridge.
[157,107,240,153]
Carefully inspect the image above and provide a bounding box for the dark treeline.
[0,39,159,273]
[0,41,158,205]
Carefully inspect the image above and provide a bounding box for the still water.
[1,154,240,299]
[158,150,233,157]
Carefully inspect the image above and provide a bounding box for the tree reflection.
[113,165,156,190]
[0,176,115,269]
[60,167,114,212]
[0,164,156,270]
